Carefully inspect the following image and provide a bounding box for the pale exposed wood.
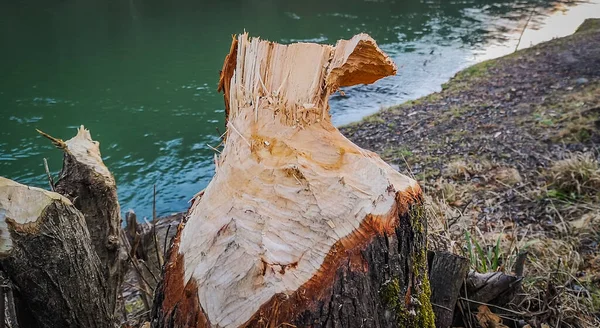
[155,33,433,328]
[0,177,112,328]
[38,125,127,320]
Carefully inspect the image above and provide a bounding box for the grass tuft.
[547,153,600,196]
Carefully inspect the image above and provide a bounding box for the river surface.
[1,0,599,218]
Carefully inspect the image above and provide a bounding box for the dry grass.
[443,159,495,181]
[493,167,523,186]
[425,193,600,327]
[443,160,470,180]
[547,153,600,196]
[422,156,600,327]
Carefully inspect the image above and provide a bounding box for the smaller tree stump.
[0,177,112,328]
[428,251,470,328]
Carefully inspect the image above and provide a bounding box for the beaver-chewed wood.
[152,32,434,328]
[38,126,127,319]
[0,177,112,328]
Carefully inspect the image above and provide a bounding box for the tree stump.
[0,177,112,328]
[427,251,470,328]
[153,33,434,328]
[38,126,127,318]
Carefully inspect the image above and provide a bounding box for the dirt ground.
[340,19,600,328]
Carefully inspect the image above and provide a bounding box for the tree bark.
[38,126,127,319]
[427,251,470,328]
[463,271,522,308]
[0,177,113,328]
[152,33,434,328]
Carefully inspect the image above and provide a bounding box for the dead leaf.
[476,305,509,328]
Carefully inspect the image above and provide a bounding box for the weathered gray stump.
[0,177,112,328]
[38,126,127,319]
[428,251,470,328]
[464,271,522,307]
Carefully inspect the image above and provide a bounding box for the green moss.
[409,206,436,328]
[380,278,407,322]
[416,268,436,328]
[380,205,434,327]
[409,205,425,234]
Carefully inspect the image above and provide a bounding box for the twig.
[206,143,222,154]
[463,278,474,328]
[36,129,67,149]
[152,185,164,268]
[163,224,172,258]
[132,309,152,320]
[119,231,153,311]
[457,299,471,328]
[494,179,532,201]
[43,158,55,192]
[432,302,454,313]
[515,9,535,52]
[139,259,159,284]
[514,251,528,277]
[458,297,527,316]
[448,199,473,228]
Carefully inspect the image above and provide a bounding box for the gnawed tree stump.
[0,177,112,328]
[38,126,127,318]
[153,33,434,328]
[427,251,470,328]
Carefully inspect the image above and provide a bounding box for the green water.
[0,0,595,218]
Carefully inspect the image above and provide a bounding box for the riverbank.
[341,19,600,327]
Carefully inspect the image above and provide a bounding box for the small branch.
[163,224,172,258]
[36,129,67,150]
[458,297,527,316]
[515,9,535,52]
[514,251,528,277]
[152,185,164,268]
[206,143,222,154]
[120,231,152,311]
[43,158,55,192]
[139,260,159,284]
